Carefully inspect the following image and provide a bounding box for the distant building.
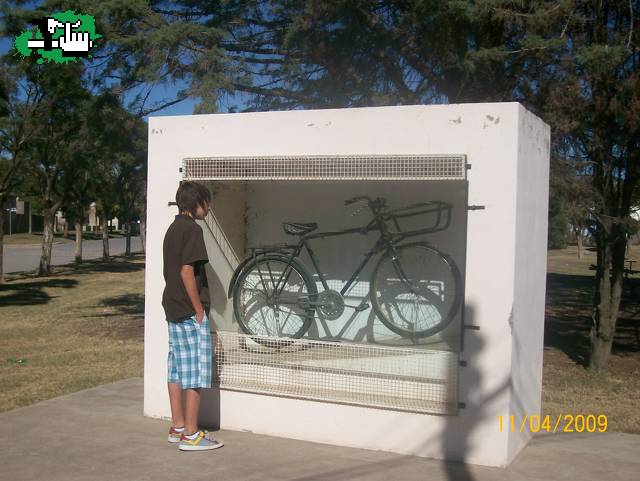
[2,196,123,236]
[54,202,120,234]
[2,196,42,234]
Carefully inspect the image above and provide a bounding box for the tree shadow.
[5,254,145,279]
[69,255,146,274]
[81,293,146,341]
[0,278,78,306]
[616,276,640,353]
[98,293,145,319]
[545,271,640,364]
[544,272,593,365]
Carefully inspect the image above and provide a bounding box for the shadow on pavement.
[286,455,414,481]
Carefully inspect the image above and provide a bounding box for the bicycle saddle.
[283,222,318,236]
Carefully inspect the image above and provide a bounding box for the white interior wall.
[144,103,550,467]
[242,180,466,346]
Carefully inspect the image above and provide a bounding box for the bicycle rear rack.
[249,244,298,255]
[384,200,452,237]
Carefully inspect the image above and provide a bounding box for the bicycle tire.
[232,254,318,340]
[370,242,462,338]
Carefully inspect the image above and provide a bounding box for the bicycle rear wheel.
[370,242,462,338]
[232,255,317,340]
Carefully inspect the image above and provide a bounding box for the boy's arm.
[180,264,205,323]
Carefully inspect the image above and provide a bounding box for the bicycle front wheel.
[232,255,317,339]
[370,242,462,338]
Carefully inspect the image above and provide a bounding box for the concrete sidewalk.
[2,379,638,481]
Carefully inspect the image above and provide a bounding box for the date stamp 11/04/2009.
[498,414,608,433]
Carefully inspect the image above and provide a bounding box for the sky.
[0,32,206,121]
[1,0,222,118]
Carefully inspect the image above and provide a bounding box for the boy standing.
[162,181,223,451]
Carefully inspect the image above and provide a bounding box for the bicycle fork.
[387,245,422,296]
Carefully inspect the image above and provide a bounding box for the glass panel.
[192,174,467,415]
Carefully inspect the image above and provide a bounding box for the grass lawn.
[3,233,73,245]
[0,255,144,412]
[543,244,640,433]
[3,231,127,246]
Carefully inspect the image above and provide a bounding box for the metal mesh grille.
[213,331,459,415]
[183,155,466,181]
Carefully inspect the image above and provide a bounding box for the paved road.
[3,237,143,274]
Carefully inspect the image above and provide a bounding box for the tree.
[2,0,228,114]
[11,1,521,112]
[113,116,146,257]
[0,59,46,282]
[2,4,151,268]
[550,153,597,259]
[20,61,90,276]
[548,195,569,250]
[116,116,146,257]
[59,145,93,264]
[137,181,147,254]
[508,1,640,371]
[85,92,142,261]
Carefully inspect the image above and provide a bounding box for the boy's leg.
[168,382,185,428]
[184,388,201,435]
[183,313,210,434]
[176,316,223,451]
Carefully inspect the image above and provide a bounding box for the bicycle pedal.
[354,303,370,312]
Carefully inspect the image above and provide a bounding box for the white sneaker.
[179,430,224,451]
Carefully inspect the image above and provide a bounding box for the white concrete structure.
[144,103,550,467]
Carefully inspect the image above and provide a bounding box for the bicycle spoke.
[278,306,295,334]
[254,260,272,298]
[254,306,273,334]
[275,265,295,297]
[372,244,459,337]
[266,260,278,293]
[235,257,315,339]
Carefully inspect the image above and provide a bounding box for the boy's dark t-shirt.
[162,214,210,321]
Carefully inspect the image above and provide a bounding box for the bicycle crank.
[317,290,371,319]
[317,290,345,320]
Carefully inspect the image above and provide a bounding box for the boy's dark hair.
[176,181,211,216]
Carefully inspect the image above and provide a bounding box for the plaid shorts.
[167,314,212,389]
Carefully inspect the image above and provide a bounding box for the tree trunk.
[577,230,583,260]
[139,206,146,254]
[74,221,83,264]
[125,221,132,256]
[102,216,110,261]
[63,220,68,239]
[589,221,626,372]
[39,208,56,276]
[0,206,5,284]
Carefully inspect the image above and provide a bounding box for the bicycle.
[227,196,463,341]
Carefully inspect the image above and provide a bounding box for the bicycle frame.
[242,201,449,301]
